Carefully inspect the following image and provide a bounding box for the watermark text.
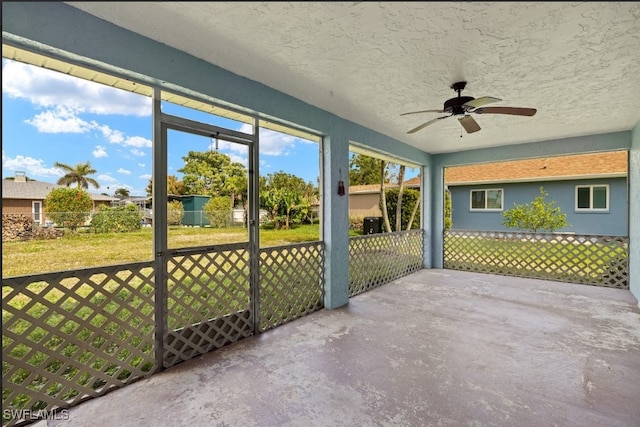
[3,409,70,421]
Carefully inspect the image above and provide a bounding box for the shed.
[177,195,210,226]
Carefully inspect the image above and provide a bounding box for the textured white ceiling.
[66,2,640,154]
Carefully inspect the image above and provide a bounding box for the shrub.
[444,189,452,230]
[502,187,569,233]
[91,204,142,233]
[349,215,364,231]
[44,188,93,231]
[203,196,232,228]
[168,200,184,226]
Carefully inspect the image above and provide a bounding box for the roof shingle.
[445,151,627,185]
[2,179,117,202]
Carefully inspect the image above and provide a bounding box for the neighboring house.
[445,151,628,236]
[2,172,117,226]
[349,177,421,218]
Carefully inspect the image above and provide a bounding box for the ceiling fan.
[401,81,537,134]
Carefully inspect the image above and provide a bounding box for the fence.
[348,229,424,297]
[3,228,426,426]
[443,230,629,289]
[2,262,156,426]
[2,241,324,426]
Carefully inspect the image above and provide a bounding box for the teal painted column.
[430,161,445,268]
[421,163,433,268]
[629,121,640,306]
[322,134,350,309]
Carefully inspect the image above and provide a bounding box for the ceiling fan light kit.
[402,81,537,135]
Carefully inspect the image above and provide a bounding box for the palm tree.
[114,188,130,199]
[54,161,100,190]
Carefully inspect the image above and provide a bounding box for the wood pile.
[2,214,64,241]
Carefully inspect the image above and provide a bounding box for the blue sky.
[2,58,322,197]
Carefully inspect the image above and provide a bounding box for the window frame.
[575,184,610,212]
[32,200,42,226]
[469,188,504,212]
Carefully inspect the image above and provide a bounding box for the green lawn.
[2,224,363,277]
[443,234,628,286]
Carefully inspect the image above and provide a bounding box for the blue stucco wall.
[449,177,628,236]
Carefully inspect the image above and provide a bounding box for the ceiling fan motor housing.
[444,96,474,115]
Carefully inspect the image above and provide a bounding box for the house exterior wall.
[449,178,627,236]
[2,199,33,215]
[348,193,382,217]
[2,199,47,225]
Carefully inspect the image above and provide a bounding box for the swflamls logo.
[2,409,70,420]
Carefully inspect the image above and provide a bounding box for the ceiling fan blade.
[400,109,444,116]
[407,115,450,134]
[458,115,481,133]
[463,96,502,109]
[474,107,537,116]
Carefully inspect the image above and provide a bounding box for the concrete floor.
[38,269,640,427]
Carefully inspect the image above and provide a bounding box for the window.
[470,189,503,211]
[575,185,609,211]
[32,201,41,226]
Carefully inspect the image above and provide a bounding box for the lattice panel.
[2,263,156,427]
[349,230,424,297]
[444,230,629,289]
[164,244,252,367]
[259,242,324,332]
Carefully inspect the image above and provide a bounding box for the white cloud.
[139,173,152,180]
[2,154,63,178]
[130,148,146,157]
[259,128,297,156]
[22,107,151,156]
[98,174,118,184]
[93,145,108,158]
[118,168,132,175]
[122,136,151,148]
[2,59,151,116]
[235,123,300,156]
[138,163,146,168]
[97,124,125,143]
[228,153,248,167]
[25,106,93,133]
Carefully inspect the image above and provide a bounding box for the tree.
[380,160,392,233]
[146,175,185,197]
[407,172,421,231]
[407,194,420,231]
[114,188,130,199]
[44,187,93,231]
[395,164,406,232]
[54,161,100,190]
[502,186,570,233]
[380,188,421,231]
[349,154,392,185]
[259,171,315,229]
[179,151,246,197]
